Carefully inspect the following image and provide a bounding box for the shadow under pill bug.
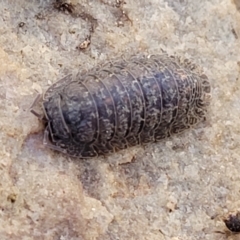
[31,54,211,158]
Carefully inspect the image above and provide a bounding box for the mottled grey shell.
[40,54,211,158]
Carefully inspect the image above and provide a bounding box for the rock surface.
[1,0,240,239]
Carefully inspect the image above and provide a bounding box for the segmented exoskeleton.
[31,54,211,158]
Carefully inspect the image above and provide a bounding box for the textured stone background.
[1,0,240,239]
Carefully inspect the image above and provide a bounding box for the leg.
[43,126,68,154]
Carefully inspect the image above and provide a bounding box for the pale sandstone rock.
[0,0,240,239]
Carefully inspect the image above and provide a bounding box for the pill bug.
[31,54,211,158]
[223,211,240,233]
